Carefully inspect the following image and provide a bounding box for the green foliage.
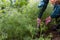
[0,0,55,40]
[13,0,28,8]
[0,1,39,40]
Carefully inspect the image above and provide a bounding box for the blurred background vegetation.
[0,0,54,40]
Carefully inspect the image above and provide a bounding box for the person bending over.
[37,0,60,27]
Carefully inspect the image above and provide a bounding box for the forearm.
[38,5,47,18]
[38,0,49,19]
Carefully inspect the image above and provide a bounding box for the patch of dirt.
[52,36,60,40]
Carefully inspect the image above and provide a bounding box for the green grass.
[0,0,56,40]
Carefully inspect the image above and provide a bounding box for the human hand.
[37,18,41,28]
[45,16,51,25]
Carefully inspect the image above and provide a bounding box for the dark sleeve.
[38,0,49,18]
